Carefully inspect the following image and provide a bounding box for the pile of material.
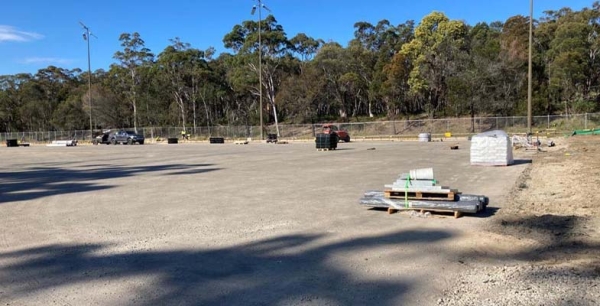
[5,139,30,147]
[315,133,338,151]
[359,168,488,218]
[46,140,78,147]
[471,130,514,166]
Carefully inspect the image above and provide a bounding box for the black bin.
[210,137,225,144]
[167,138,178,144]
[315,133,338,150]
[266,134,278,143]
[6,139,18,147]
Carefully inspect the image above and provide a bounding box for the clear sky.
[0,0,593,75]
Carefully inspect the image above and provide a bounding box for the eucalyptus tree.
[113,32,154,132]
[157,38,210,131]
[223,15,290,135]
[401,12,469,118]
[312,43,349,118]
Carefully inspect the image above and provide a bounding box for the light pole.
[251,0,270,141]
[79,21,96,140]
[527,0,533,134]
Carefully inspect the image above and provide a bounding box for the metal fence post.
[585,113,588,129]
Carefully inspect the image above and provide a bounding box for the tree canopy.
[2,2,600,133]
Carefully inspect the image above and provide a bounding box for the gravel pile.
[439,263,600,306]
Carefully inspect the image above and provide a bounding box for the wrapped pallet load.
[470,130,514,166]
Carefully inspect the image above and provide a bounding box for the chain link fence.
[2,113,600,143]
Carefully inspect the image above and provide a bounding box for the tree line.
[1,2,600,133]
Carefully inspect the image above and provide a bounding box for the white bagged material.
[470,130,513,166]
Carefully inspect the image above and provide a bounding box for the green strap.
[405,176,437,209]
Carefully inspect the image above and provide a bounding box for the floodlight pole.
[80,22,94,140]
[259,2,263,141]
[527,0,533,134]
[252,0,269,141]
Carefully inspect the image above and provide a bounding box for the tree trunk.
[470,98,475,133]
[131,71,138,133]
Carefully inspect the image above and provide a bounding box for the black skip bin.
[209,137,225,144]
[315,133,338,150]
[6,139,18,147]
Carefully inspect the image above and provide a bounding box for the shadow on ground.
[495,214,600,262]
[512,159,533,165]
[470,207,499,218]
[0,229,452,305]
[0,163,221,204]
[462,214,600,281]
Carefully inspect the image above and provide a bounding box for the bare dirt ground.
[442,136,600,305]
[0,139,597,305]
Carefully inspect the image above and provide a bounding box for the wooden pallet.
[384,190,455,201]
[387,207,464,218]
[317,148,336,151]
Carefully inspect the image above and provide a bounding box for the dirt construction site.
[0,138,599,305]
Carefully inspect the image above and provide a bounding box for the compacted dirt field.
[443,136,600,305]
[0,138,597,305]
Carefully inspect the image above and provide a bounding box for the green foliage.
[2,3,600,133]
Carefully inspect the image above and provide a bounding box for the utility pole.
[527,0,533,134]
[80,21,97,140]
[251,0,271,141]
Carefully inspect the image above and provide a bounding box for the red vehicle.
[322,124,350,142]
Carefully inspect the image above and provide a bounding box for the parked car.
[111,130,145,145]
[92,130,112,145]
[322,124,350,142]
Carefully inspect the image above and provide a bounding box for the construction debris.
[359,168,488,218]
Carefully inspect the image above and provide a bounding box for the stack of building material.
[359,168,488,218]
[470,130,514,166]
[315,133,338,151]
[46,140,78,147]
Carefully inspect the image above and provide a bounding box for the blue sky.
[0,0,593,75]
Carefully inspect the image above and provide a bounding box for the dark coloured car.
[111,130,145,145]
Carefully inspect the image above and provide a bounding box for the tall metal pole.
[258,1,263,140]
[527,0,533,134]
[86,29,93,139]
[80,22,94,140]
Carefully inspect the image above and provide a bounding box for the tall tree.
[157,38,209,131]
[401,12,469,117]
[223,15,290,136]
[113,32,154,132]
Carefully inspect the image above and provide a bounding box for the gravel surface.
[441,136,600,306]
[440,264,600,306]
[12,138,600,305]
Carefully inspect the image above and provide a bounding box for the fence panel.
[2,113,599,143]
